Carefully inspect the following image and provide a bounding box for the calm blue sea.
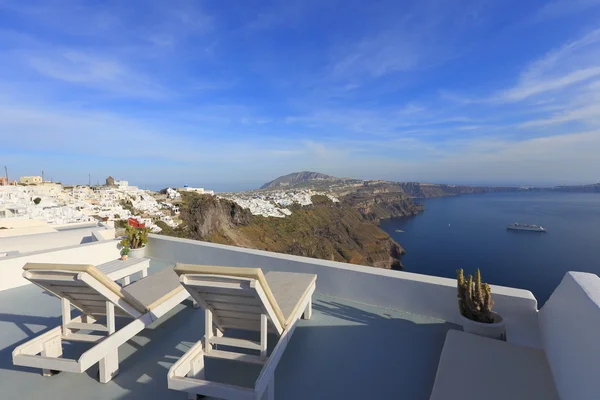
[380,192,600,306]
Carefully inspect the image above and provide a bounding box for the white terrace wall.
[0,239,121,291]
[0,226,114,254]
[148,235,541,348]
[539,272,600,399]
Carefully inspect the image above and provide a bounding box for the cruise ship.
[507,223,546,232]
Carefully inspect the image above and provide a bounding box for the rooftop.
[1,259,456,399]
[0,233,598,399]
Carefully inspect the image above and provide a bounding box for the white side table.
[97,257,150,286]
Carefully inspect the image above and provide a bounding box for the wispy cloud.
[25,50,168,98]
[533,0,600,22]
[497,28,600,102]
[501,66,600,102]
[330,32,421,80]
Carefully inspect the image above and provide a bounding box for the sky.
[1,0,600,190]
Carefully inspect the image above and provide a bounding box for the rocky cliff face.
[171,193,406,270]
[343,192,423,222]
[178,194,251,240]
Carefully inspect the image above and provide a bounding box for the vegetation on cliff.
[160,193,407,269]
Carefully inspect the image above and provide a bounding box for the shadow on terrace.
[0,283,457,399]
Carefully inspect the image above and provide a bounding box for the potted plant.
[457,268,506,340]
[120,225,150,259]
[120,247,129,260]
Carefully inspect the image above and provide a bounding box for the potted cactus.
[457,268,506,340]
[120,225,150,259]
[120,247,129,260]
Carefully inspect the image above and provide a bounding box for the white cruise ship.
[507,223,546,232]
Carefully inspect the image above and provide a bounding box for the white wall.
[147,234,541,347]
[539,272,600,400]
[0,239,121,291]
[0,226,113,253]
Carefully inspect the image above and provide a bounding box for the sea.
[379,191,600,306]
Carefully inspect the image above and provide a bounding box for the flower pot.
[128,246,146,259]
[459,312,506,340]
[121,255,128,260]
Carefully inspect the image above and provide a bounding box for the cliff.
[176,193,252,240]
[552,183,600,193]
[166,193,406,270]
[396,182,519,198]
[342,191,423,222]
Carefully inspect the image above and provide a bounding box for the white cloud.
[430,130,600,183]
[533,0,600,22]
[331,32,421,80]
[498,28,600,103]
[520,104,600,127]
[502,66,600,102]
[25,50,167,98]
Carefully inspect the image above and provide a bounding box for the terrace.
[0,234,597,399]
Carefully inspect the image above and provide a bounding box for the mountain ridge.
[260,171,600,196]
[259,171,520,198]
[260,171,339,189]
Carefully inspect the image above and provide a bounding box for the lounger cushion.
[23,263,147,314]
[174,264,287,326]
[264,271,317,327]
[430,330,559,400]
[122,267,185,311]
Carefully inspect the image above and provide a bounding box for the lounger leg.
[41,336,62,377]
[121,276,131,286]
[260,314,268,358]
[81,314,96,324]
[302,299,312,320]
[185,351,205,399]
[99,349,119,383]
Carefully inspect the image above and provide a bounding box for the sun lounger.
[168,264,316,400]
[12,263,189,383]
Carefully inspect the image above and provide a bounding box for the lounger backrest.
[23,263,147,317]
[174,264,286,334]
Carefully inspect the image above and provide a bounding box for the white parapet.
[0,239,121,292]
[146,234,541,348]
[539,271,600,400]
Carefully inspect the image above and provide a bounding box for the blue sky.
[1,0,600,190]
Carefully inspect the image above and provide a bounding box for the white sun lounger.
[168,264,317,400]
[12,263,189,383]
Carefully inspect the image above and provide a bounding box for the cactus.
[457,268,495,323]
